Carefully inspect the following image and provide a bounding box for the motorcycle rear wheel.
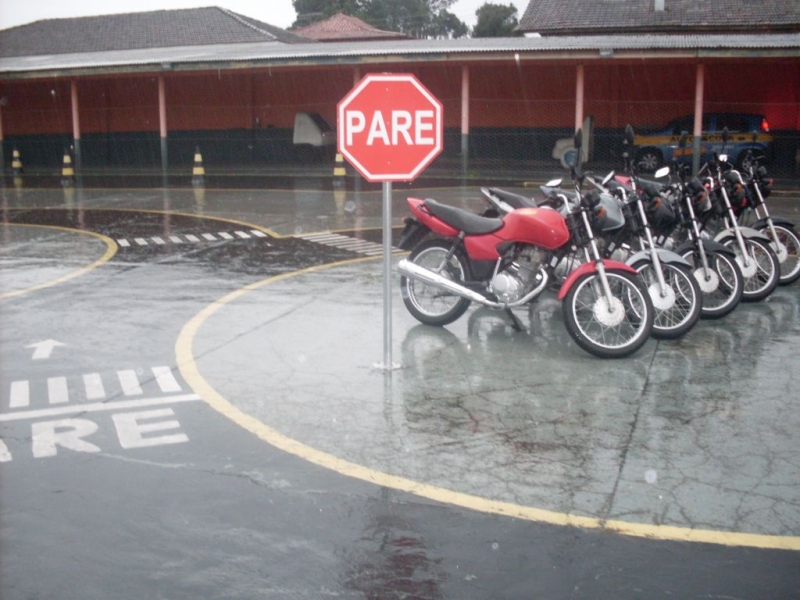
[400,239,472,326]
[631,261,702,339]
[562,270,654,358]
[679,249,743,319]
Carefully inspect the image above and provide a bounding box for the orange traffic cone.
[333,152,346,188]
[61,149,75,186]
[192,146,205,187]
[12,148,23,175]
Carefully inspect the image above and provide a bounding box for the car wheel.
[636,148,662,173]
[736,152,755,172]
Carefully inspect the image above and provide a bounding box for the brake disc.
[693,267,720,293]
[648,282,676,311]
[593,295,625,327]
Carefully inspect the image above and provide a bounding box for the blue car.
[633,113,772,172]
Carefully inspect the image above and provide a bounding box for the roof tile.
[293,13,408,42]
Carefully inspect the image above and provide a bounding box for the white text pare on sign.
[344,110,436,147]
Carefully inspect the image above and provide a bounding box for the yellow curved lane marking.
[0,225,117,300]
[176,259,800,551]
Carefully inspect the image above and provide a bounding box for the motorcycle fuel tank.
[465,207,570,260]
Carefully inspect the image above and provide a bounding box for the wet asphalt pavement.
[1,182,799,599]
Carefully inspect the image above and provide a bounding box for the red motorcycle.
[396,131,655,358]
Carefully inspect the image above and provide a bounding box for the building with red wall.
[1,5,799,178]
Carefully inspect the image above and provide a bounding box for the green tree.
[429,10,470,38]
[472,3,520,37]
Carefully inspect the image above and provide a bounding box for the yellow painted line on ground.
[176,258,800,551]
[0,225,117,300]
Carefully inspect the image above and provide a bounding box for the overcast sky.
[0,0,521,31]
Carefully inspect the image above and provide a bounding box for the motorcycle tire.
[755,223,800,285]
[679,249,744,320]
[400,238,472,327]
[562,269,654,359]
[724,237,779,302]
[631,260,702,340]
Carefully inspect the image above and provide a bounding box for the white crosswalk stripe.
[117,370,143,396]
[83,373,106,401]
[4,366,188,412]
[9,381,29,408]
[115,230,271,247]
[295,232,394,256]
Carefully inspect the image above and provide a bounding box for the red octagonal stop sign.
[337,73,443,182]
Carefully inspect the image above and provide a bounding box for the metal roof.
[2,34,800,78]
[519,0,800,35]
[0,7,308,58]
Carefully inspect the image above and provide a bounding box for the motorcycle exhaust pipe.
[398,259,502,308]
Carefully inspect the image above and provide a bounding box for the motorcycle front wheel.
[631,261,702,339]
[680,249,743,319]
[724,237,779,302]
[400,239,472,326]
[757,224,800,285]
[562,270,654,358]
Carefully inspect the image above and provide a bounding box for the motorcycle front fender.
[751,216,796,230]
[626,248,691,269]
[675,239,736,258]
[714,227,771,244]
[557,260,637,300]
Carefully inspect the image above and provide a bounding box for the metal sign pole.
[380,181,398,371]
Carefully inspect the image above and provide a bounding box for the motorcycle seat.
[638,180,664,199]
[424,199,504,235]
[486,187,537,209]
[606,179,634,195]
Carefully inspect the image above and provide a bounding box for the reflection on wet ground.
[0,225,113,297]
[191,259,800,539]
[3,185,799,545]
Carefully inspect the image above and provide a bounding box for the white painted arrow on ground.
[27,339,66,360]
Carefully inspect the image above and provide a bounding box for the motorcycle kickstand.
[504,308,525,332]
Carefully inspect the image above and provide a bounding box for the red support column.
[575,64,585,133]
[70,80,81,174]
[692,63,705,175]
[461,65,470,174]
[159,76,168,177]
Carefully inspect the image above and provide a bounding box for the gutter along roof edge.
[2,34,800,76]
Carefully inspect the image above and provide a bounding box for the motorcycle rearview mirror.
[545,178,562,187]
[601,170,615,186]
[655,166,670,179]
[678,131,689,150]
[624,124,635,146]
